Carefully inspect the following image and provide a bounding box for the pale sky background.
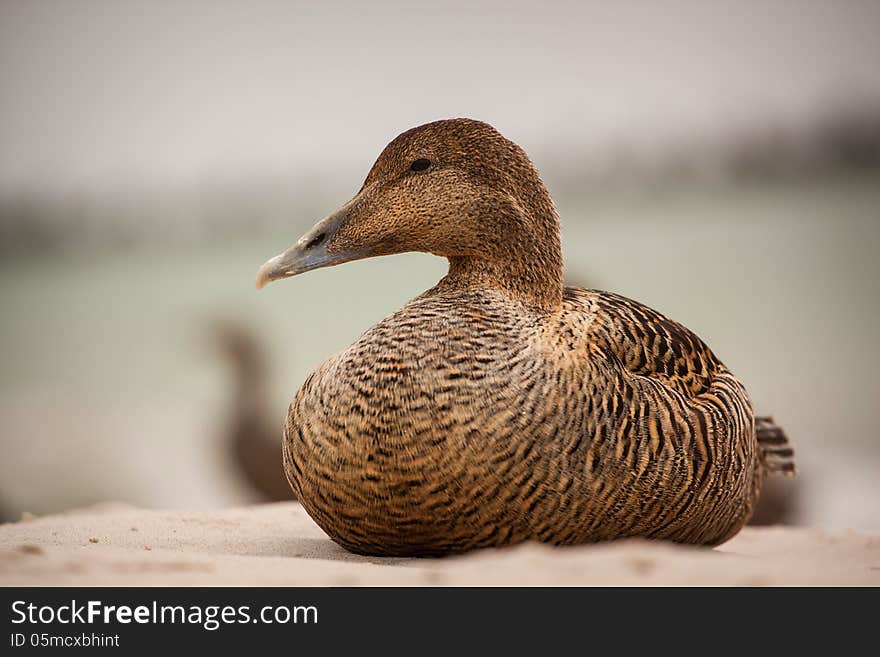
[1,0,879,196]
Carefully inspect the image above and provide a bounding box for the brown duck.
[257,119,795,557]
[209,318,292,502]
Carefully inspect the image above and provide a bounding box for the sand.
[1,502,877,586]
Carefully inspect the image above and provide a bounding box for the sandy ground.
[1,502,877,586]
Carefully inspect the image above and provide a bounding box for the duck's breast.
[283,293,573,553]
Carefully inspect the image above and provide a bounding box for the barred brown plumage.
[258,118,795,557]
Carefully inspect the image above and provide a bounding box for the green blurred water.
[1,174,878,527]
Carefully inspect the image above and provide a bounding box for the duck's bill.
[255,205,365,289]
[255,247,331,289]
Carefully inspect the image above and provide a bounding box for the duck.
[209,318,292,502]
[256,118,795,557]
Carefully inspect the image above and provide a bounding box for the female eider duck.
[257,118,795,557]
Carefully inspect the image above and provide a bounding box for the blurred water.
[1,174,878,528]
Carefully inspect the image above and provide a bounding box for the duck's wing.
[566,287,795,475]
[563,287,720,399]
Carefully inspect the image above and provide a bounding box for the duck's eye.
[409,158,431,172]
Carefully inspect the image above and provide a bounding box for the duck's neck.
[441,226,564,312]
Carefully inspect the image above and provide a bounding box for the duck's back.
[555,288,760,545]
[283,287,772,555]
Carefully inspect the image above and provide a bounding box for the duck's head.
[257,118,562,303]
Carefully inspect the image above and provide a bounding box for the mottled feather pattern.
[284,287,761,556]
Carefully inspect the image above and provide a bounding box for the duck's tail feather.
[756,416,796,475]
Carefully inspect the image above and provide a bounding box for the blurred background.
[1,0,878,529]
